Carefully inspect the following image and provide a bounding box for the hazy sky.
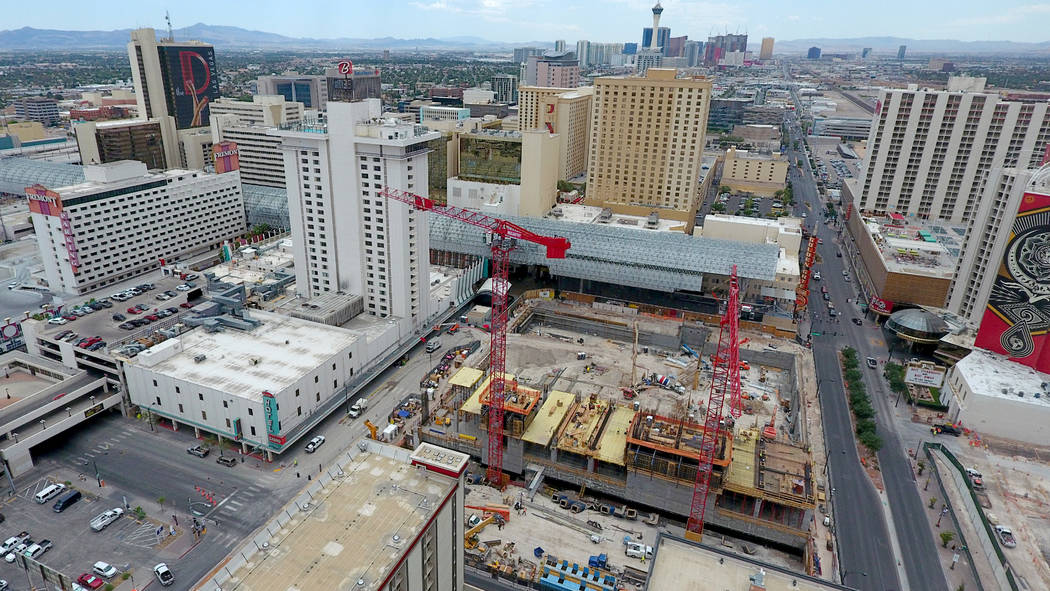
[7,0,1050,43]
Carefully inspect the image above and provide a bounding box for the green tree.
[718,185,731,195]
[711,202,726,213]
[940,531,955,547]
[917,459,926,476]
[556,180,573,192]
[929,497,938,509]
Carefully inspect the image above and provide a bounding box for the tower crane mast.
[379,188,570,485]
[686,265,741,541]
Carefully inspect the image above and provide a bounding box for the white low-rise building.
[697,214,802,314]
[943,348,1050,445]
[123,310,362,459]
[26,160,246,295]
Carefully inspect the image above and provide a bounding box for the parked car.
[112,313,126,322]
[180,302,193,309]
[995,525,1017,548]
[146,314,160,322]
[187,445,210,458]
[126,307,140,315]
[90,508,123,532]
[304,435,326,453]
[96,300,112,308]
[62,314,77,321]
[24,539,51,559]
[164,290,177,298]
[47,317,68,325]
[153,563,174,586]
[156,293,171,301]
[176,284,190,291]
[216,456,237,467]
[165,307,179,314]
[77,574,104,589]
[92,562,118,579]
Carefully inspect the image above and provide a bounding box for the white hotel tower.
[272,99,440,332]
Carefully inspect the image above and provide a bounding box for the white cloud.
[787,15,800,22]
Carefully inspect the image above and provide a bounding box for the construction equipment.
[763,405,777,439]
[379,187,571,486]
[364,420,378,440]
[686,265,742,542]
[464,514,504,550]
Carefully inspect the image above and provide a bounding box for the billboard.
[975,189,1050,373]
[869,295,894,315]
[159,46,219,129]
[905,361,946,388]
[213,141,240,174]
[25,184,62,217]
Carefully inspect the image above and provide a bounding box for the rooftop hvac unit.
[194,354,207,363]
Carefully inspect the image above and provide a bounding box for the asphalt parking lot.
[0,476,168,589]
[696,191,791,225]
[6,413,300,591]
[38,275,203,353]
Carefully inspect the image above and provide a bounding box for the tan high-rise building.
[760,37,775,60]
[517,85,594,181]
[586,68,711,224]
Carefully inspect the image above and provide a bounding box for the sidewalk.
[926,454,990,591]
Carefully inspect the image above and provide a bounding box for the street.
[785,112,947,591]
[17,324,484,591]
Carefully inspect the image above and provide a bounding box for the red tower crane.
[686,264,741,541]
[378,188,571,485]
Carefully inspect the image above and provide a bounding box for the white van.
[425,339,441,354]
[35,483,66,504]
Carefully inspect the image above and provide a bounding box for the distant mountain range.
[0,24,549,50]
[0,25,1048,54]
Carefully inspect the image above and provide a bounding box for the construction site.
[413,289,828,585]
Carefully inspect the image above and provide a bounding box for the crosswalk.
[213,485,264,520]
[71,426,137,466]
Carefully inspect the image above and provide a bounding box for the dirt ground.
[506,327,793,435]
[951,443,1050,590]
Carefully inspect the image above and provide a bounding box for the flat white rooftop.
[548,204,684,231]
[137,310,358,401]
[955,348,1050,407]
[228,442,458,591]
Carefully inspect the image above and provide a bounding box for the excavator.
[464,514,505,550]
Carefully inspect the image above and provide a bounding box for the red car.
[126,307,140,314]
[180,302,193,309]
[77,574,104,589]
[62,314,77,321]
[145,314,160,322]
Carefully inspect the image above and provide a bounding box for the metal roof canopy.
[428,213,779,293]
[0,157,84,195]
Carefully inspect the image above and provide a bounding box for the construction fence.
[924,442,1018,591]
